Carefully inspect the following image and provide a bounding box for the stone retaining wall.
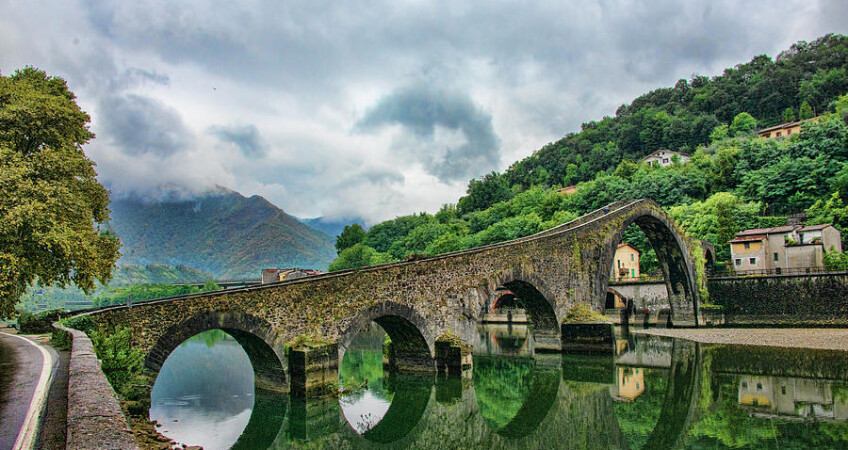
[52,324,138,450]
[708,272,848,326]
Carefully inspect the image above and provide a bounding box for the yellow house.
[611,243,640,281]
[610,367,645,401]
[757,117,819,139]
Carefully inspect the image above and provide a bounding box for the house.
[641,150,690,167]
[261,268,323,284]
[609,367,645,402]
[556,185,578,195]
[738,375,848,421]
[610,243,640,281]
[757,117,819,139]
[728,224,842,273]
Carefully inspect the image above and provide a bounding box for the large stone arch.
[338,301,435,371]
[599,204,700,325]
[146,309,287,392]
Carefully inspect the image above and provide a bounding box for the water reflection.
[150,329,255,450]
[152,326,848,449]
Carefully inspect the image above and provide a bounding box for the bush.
[18,309,66,334]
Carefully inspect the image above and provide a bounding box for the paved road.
[0,330,55,450]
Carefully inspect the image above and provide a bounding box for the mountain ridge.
[107,189,336,278]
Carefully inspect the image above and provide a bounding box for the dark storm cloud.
[208,124,267,158]
[356,84,500,182]
[99,94,192,157]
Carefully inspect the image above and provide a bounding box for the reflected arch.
[599,207,700,325]
[350,373,433,444]
[146,310,287,392]
[339,302,435,371]
[473,355,561,439]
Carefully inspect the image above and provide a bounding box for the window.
[742,381,748,388]
[744,242,751,249]
[776,132,782,137]
[617,260,621,268]
[735,259,742,266]
[662,158,669,164]
[781,386,786,395]
[630,254,634,261]
[749,257,757,265]
[757,382,763,390]
[774,252,779,261]
[787,129,792,135]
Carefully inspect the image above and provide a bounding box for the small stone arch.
[146,310,287,392]
[605,288,627,311]
[600,204,700,325]
[490,290,519,313]
[482,270,561,334]
[338,302,435,371]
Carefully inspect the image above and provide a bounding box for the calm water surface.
[152,325,848,449]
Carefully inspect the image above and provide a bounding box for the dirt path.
[634,327,848,351]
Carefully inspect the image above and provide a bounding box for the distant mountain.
[301,217,368,239]
[107,189,336,278]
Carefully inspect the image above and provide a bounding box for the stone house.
[641,150,690,167]
[610,243,640,281]
[729,224,842,273]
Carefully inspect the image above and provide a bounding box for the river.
[150,324,848,449]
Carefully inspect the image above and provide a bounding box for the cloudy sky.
[2,1,847,224]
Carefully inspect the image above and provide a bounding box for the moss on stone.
[563,303,609,324]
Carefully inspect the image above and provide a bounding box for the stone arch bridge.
[85,199,702,394]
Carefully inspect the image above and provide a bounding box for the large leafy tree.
[0,67,120,318]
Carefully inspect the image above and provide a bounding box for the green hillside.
[108,189,336,278]
[460,34,848,213]
[329,34,848,273]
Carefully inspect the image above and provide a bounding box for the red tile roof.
[798,224,832,232]
[729,235,766,243]
[736,226,797,237]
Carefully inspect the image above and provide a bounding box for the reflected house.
[729,225,842,273]
[610,243,640,281]
[738,375,848,421]
[260,268,323,284]
[610,367,645,402]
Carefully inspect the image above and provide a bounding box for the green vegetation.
[563,303,609,324]
[330,35,848,272]
[17,263,217,312]
[0,67,121,318]
[91,280,220,307]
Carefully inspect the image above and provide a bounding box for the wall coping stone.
[52,323,139,450]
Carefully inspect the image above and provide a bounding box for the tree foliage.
[335,223,366,255]
[0,67,120,318]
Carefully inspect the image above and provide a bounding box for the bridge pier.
[561,323,615,354]
[435,338,472,375]
[289,343,339,397]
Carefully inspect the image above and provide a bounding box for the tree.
[800,100,815,120]
[783,107,796,123]
[328,243,393,272]
[335,223,366,255]
[0,68,120,318]
[729,112,757,136]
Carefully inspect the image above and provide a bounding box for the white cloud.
[1,0,847,223]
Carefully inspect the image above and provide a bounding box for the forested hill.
[460,34,848,211]
[107,189,336,278]
[327,34,848,273]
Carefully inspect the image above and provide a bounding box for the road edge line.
[6,333,55,450]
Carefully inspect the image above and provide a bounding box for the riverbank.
[633,327,848,351]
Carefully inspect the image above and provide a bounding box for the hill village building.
[641,150,690,167]
[729,224,842,274]
[757,117,819,139]
[610,243,640,281]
